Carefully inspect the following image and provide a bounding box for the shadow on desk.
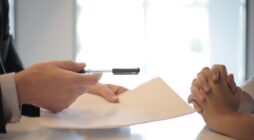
[0,117,143,140]
[1,127,142,140]
[47,128,142,140]
[0,115,234,140]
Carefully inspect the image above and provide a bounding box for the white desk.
[0,113,234,140]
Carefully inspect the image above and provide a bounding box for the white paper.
[40,77,194,129]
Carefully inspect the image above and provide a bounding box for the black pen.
[79,68,140,75]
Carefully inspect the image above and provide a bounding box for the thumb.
[188,95,202,113]
[57,60,86,72]
[192,100,202,113]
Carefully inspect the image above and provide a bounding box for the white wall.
[15,0,76,67]
[247,0,254,78]
[208,0,246,83]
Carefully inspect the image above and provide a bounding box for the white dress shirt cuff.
[0,72,21,123]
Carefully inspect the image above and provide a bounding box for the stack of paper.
[40,77,194,129]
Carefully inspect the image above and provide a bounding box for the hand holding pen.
[79,68,140,103]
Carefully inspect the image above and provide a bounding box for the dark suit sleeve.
[0,37,40,134]
[0,0,8,133]
[0,0,39,130]
[5,36,40,117]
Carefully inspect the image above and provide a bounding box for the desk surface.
[0,113,234,140]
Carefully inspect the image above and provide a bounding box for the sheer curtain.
[76,0,246,100]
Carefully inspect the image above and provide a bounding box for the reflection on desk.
[0,113,234,140]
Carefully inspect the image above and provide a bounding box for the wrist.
[211,111,238,134]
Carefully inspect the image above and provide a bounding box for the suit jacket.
[0,0,40,133]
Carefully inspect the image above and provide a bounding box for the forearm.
[214,112,254,140]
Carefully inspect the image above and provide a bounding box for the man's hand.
[15,60,101,113]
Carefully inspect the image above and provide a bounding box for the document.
[40,77,194,129]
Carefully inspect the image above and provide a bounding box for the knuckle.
[202,67,210,71]
[190,85,196,92]
[212,64,220,68]
[195,78,201,85]
[218,64,226,70]
[222,65,227,72]
[202,67,210,74]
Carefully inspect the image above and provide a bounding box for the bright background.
[76,0,246,100]
[12,0,248,139]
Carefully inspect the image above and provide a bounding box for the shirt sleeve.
[241,75,254,101]
[0,72,21,123]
